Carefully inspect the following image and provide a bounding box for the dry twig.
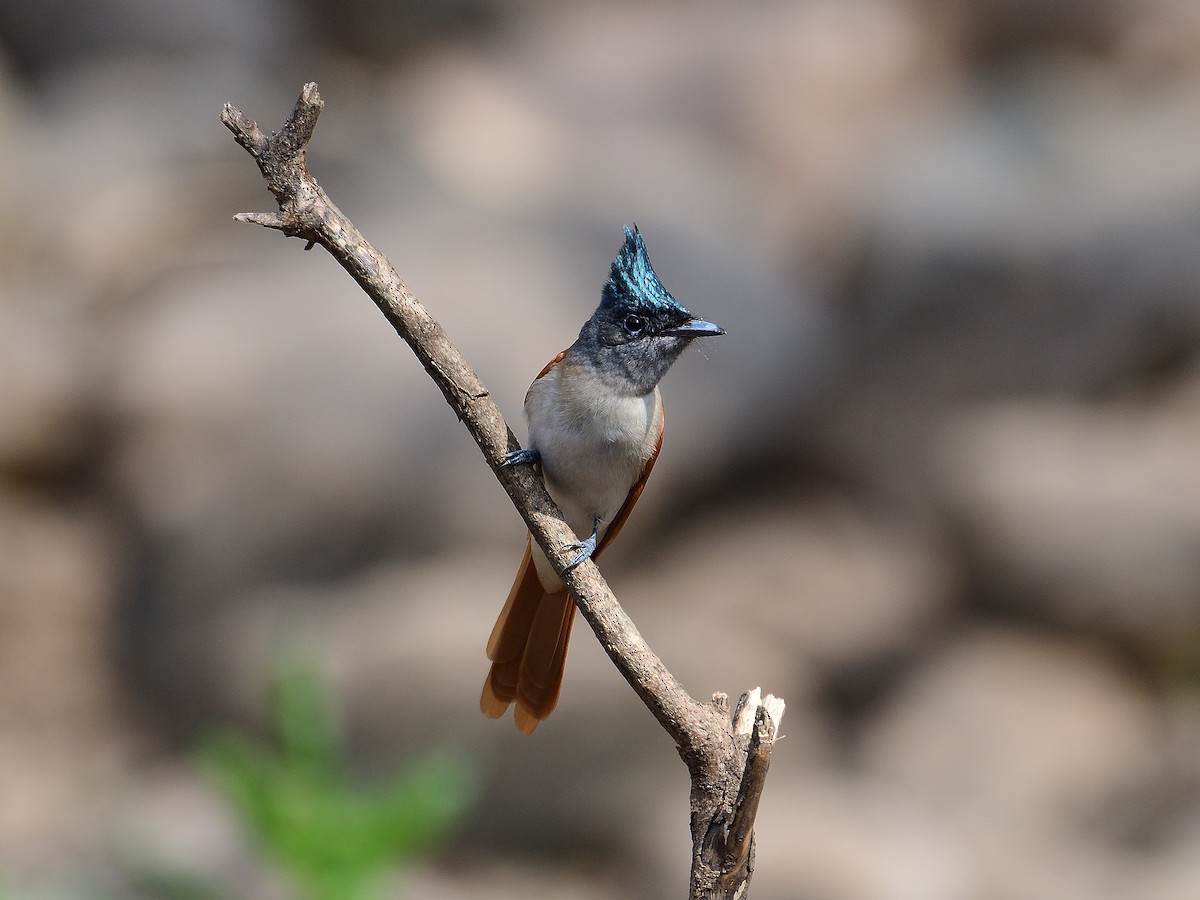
[222,82,784,898]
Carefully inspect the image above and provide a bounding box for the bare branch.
[223,82,782,897]
[719,691,784,892]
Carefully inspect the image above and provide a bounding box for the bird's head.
[577,226,724,394]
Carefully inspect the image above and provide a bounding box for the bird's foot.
[500,448,540,467]
[564,517,601,571]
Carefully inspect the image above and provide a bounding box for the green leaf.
[199,651,477,900]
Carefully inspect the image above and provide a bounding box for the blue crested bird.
[480,226,725,733]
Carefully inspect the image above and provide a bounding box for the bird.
[480,225,725,734]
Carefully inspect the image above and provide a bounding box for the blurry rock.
[0,0,301,77]
[1132,817,1200,900]
[919,0,1136,60]
[729,0,956,267]
[403,863,625,900]
[27,55,289,303]
[1109,694,1200,899]
[0,296,94,475]
[0,488,131,874]
[818,61,1200,502]
[0,490,122,730]
[108,261,471,564]
[863,627,1162,825]
[861,627,1167,900]
[626,496,955,682]
[1116,0,1200,81]
[0,49,29,266]
[112,761,286,900]
[205,554,507,740]
[299,0,505,61]
[746,771,971,900]
[938,400,1200,650]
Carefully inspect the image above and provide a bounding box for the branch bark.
[222,82,784,899]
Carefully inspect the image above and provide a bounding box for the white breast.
[524,358,662,590]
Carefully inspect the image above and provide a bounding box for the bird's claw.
[564,539,596,571]
[563,517,601,572]
[501,448,540,467]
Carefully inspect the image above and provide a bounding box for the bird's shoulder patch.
[524,349,568,405]
[535,349,568,381]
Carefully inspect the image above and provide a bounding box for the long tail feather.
[513,592,575,733]
[480,541,541,717]
[480,537,576,732]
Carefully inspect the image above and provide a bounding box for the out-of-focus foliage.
[200,654,477,900]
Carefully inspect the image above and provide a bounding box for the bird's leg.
[500,448,541,467]
[565,517,601,571]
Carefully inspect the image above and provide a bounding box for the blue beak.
[664,318,725,337]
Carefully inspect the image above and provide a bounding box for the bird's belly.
[543,443,644,534]
[525,385,659,591]
[530,443,645,592]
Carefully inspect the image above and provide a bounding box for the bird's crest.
[602,225,686,314]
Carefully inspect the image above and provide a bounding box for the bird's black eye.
[622,314,645,336]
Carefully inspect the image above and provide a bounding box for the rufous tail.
[480,538,576,734]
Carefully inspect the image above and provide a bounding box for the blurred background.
[3,0,1200,897]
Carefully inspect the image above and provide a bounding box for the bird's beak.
[664,318,726,337]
